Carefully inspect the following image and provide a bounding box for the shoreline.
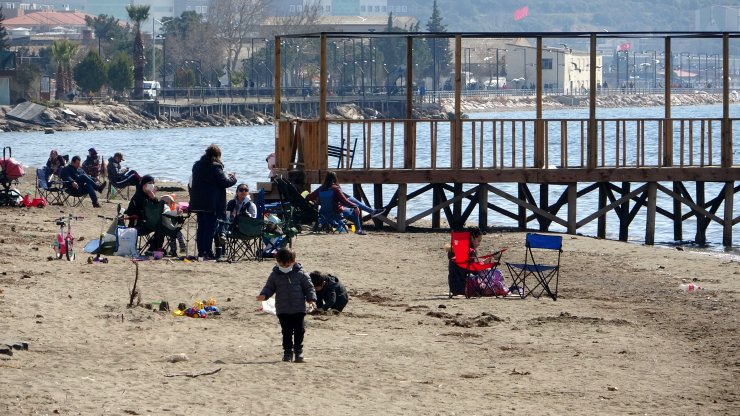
[2,92,735,133]
[8,178,738,256]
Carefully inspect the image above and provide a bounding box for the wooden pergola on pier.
[272,31,740,246]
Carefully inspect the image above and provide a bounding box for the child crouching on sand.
[256,248,317,363]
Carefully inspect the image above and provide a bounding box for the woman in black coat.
[189,144,237,259]
[124,175,164,252]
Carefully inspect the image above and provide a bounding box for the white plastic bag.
[114,226,138,257]
[261,298,276,315]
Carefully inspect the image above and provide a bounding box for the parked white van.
[142,81,160,99]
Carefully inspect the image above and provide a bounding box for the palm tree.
[51,40,79,100]
[126,4,150,99]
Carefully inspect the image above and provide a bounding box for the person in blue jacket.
[257,248,317,363]
[189,144,236,259]
[60,155,106,207]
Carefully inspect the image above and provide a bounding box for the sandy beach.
[1,178,739,415]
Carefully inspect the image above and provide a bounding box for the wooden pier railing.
[272,30,739,245]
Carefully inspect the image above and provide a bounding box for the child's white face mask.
[144,183,155,192]
[278,264,293,273]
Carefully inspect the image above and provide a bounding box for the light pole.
[157,34,166,97]
[151,18,162,81]
[514,47,528,88]
[463,47,474,89]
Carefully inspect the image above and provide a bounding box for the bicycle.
[53,213,82,261]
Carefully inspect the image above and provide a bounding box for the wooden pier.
[272,31,739,246]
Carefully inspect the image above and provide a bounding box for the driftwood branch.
[164,367,222,378]
[128,261,139,307]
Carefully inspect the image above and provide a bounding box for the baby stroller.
[0,146,25,206]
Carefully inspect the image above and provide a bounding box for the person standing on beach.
[256,248,317,363]
[189,144,236,259]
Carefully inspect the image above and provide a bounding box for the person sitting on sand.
[309,271,349,312]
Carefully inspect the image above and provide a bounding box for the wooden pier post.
[645,182,657,245]
[695,181,707,245]
[396,184,407,232]
[724,182,734,246]
[673,182,683,241]
[432,184,441,228]
[518,184,526,229]
[567,184,577,235]
[539,184,550,231]
[597,183,606,239]
[478,183,488,230]
[619,182,630,241]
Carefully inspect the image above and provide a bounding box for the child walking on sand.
[256,248,317,363]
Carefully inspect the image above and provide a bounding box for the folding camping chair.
[505,233,563,301]
[36,168,67,206]
[225,214,264,262]
[274,177,318,225]
[137,200,183,255]
[314,189,349,233]
[106,181,132,202]
[61,181,88,207]
[448,230,503,298]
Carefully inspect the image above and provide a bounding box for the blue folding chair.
[315,189,349,233]
[506,233,563,300]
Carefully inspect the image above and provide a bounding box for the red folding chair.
[448,230,505,298]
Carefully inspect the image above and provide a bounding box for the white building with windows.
[506,44,603,94]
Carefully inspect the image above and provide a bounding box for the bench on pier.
[327,137,357,169]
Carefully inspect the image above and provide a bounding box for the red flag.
[618,42,631,52]
[514,6,529,21]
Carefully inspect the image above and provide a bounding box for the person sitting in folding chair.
[124,175,164,253]
[107,152,140,188]
[81,148,105,183]
[161,194,187,257]
[227,183,257,220]
[44,149,66,183]
[448,226,507,298]
[60,155,106,208]
[305,171,365,235]
[219,183,258,251]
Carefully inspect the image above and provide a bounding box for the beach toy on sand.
[679,283,703,293]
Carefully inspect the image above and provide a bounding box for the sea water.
[4,104,738,251]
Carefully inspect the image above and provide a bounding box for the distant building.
[270,0,409,17]
[506,43,602,94]
[694,5,740,31]
[0,2,55,19]
[263,14,416,33]
[4,10,92,33]
[173,0,209,18]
